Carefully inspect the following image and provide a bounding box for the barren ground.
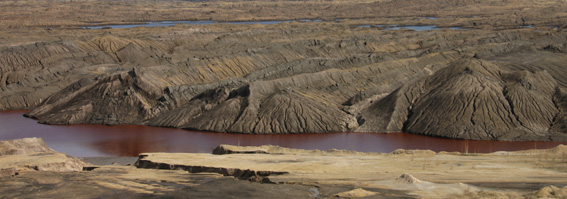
[3,0,567,140]
[1,139,567,198]
[2,0,567,197]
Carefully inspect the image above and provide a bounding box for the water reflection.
[1,110,565,157]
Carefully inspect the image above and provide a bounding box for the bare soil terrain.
[1,138,567,198]
[3,1,567,198]
[2,0,567,141]
[1,0,566,29]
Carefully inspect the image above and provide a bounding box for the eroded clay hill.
[357,59,567,141]
[2,0,567,141]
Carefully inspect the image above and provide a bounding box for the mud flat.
[1,138,566,198]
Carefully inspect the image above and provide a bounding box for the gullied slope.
[181,87,356,134]
[0,40,119,110]
[23,23,461,134]
[359,58,563,141]
[2,19,567,140]
[26,68,166,125]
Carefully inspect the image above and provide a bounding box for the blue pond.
[84,19,323,29]
[359,25,469,31]
[385,25,468,31]
[413,16,438,20]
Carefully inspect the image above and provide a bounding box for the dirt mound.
[395,173,421,184]
[0,137,55,156]
[0,138,90,176]
[115,43,150,64]
[548,144,567,154]
[183,87,355,134]
[360,58,564,141]
[84,34,132,53]
[25,68,167,125]
[529,185,567,199]
[334,188,377,198]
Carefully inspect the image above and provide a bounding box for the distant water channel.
[358,25,469,31]
[1,110,565,157]
[82,19,473,31]
[83,19,322,29]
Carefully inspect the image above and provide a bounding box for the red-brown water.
[1,110,566,157]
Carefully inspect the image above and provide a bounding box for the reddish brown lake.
[1,110,566,157]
